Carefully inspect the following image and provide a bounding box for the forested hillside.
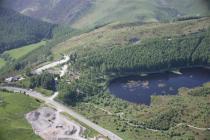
[78,28,210,73]
[0,7,55,53]
[71,0,210,28]
[0,1,209,139]
[54,18,210,106]
[52,17,210,58]
[54,27,210,107]
[53,18,210,139]
[1,0,92,24]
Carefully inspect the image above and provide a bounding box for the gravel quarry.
[26,107,87,140]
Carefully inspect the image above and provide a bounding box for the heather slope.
[2,0,210,29]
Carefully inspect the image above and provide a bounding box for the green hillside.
[0,1,210,140]
[0,58,6,69]
[72,0,210,29]
[1,0,91,24]
[54,18,210,104]
[53,17,210,56]
[2,0,210,29]
[4,41,46,60]
[0,7,54,53]
[51,18,210,140]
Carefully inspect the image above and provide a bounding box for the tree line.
[30,73,56,91]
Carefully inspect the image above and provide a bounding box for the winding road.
[33,55,70,75]
[0,86,123,140]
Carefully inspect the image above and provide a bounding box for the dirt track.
[33,55,70,75]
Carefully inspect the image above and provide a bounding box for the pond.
[109,67,210,105]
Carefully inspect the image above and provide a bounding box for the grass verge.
[35,87,53,97]
[0,58,6,69]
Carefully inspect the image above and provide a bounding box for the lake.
[109,68,210,105]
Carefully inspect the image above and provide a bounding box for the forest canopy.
[77,28,210,73]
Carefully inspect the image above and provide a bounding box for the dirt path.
[33,55,70,75]
[60,64,68,77]
[176,123,210,131]
[49,91,59,100]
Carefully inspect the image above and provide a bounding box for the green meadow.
[4,41,46,60]
[0,58,6,69]
[0,92,41,140]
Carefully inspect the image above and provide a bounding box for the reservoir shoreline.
[109,67,210,105]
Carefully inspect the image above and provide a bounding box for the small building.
[5,75,24,83]
[5,77,17,83]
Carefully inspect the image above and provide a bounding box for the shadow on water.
[109,67,210,105]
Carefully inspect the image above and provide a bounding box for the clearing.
[4,41,46,60]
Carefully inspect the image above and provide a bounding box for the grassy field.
[0,58,6,69]
[35,87,53,97]
[0,91,41,140]
[4,41,46,60]
[53,17,210,57]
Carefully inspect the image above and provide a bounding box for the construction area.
[26,107,94,140]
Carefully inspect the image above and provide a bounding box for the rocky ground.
[26,107,87,140]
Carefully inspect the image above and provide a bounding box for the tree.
[25,67,32,76]
[30,73,56,90]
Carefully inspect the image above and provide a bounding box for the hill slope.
[52,17,210,56]
[2,0,210,29]
[1,0,92,24]
[52,18,210,140]
[72,0,210,28]
[52,17,210,74]
[0,7,54,53]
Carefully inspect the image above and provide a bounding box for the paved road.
[33,55,70,75]
[0,86,123,140]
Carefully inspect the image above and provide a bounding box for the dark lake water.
[109,68,210,105]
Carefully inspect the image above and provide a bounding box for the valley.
[2,0,210,29]
[0,1,210,140]
[52,17,210,140]
[0,8,54,53]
